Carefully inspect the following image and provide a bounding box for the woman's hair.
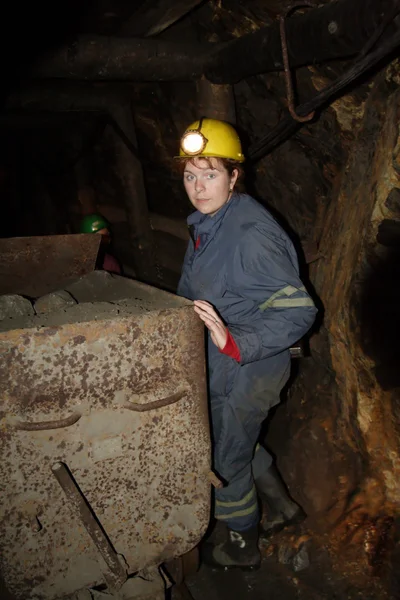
[176,156,244,183]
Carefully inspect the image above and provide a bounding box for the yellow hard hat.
[176,118,245,162]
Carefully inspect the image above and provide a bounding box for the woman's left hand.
[193,300,228,350]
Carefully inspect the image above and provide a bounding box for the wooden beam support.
[120,0,205,37]
[25,0,395,84]
[106,104,160,285]
[31,36,205,82]
[196,77,236,124]
[248,22,400,161]
[6,82,130,109]
[205,0,397,84]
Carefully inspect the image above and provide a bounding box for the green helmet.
[79,213,110,234]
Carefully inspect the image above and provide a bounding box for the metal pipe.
[279,4,315,123]
[51,462,127,591]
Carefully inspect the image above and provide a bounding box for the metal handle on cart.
[123,389,188,412]
[11,388,190,428]
[13,412,82,431]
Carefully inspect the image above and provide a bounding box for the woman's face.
[96,227,111,245]
[183,158,238,216]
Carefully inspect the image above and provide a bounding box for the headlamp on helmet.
[180,118,208,156]
[176,117,245,162]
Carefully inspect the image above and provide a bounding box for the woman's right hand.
[193,300,228,350]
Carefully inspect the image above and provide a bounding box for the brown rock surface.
[267,70,400,584]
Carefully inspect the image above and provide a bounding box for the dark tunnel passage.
[359,226,400,391]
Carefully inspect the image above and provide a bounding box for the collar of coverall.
[187,190,239,235]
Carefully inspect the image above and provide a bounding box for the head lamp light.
[180,117,208,156]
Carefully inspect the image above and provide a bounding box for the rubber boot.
[201,525,261,570]
[255,464,306,538]
[202,518,228,546]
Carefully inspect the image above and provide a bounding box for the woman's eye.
[207,173,216,179]
[185,174,195,181]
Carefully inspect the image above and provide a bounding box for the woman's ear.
[230,169,239,191]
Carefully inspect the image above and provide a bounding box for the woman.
[176,118,317,569]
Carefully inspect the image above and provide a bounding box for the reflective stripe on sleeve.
[259,285,314,311]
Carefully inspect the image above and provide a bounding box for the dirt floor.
[1,499,398,600]
[186,562,363,600]
[180,534,397,600]
[1,536,397,600]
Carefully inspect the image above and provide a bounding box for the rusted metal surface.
[13,412,82,431]
[51,462,127,591]
[0,277,210,599]
[0,234,100,297]
[123,389,188,412]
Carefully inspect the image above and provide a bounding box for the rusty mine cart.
[0,234,212,600]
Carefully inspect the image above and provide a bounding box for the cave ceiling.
[0,0,335,88]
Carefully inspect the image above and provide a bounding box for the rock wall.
[266,67,400,587]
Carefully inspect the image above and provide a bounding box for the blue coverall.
[177,192,317,532]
